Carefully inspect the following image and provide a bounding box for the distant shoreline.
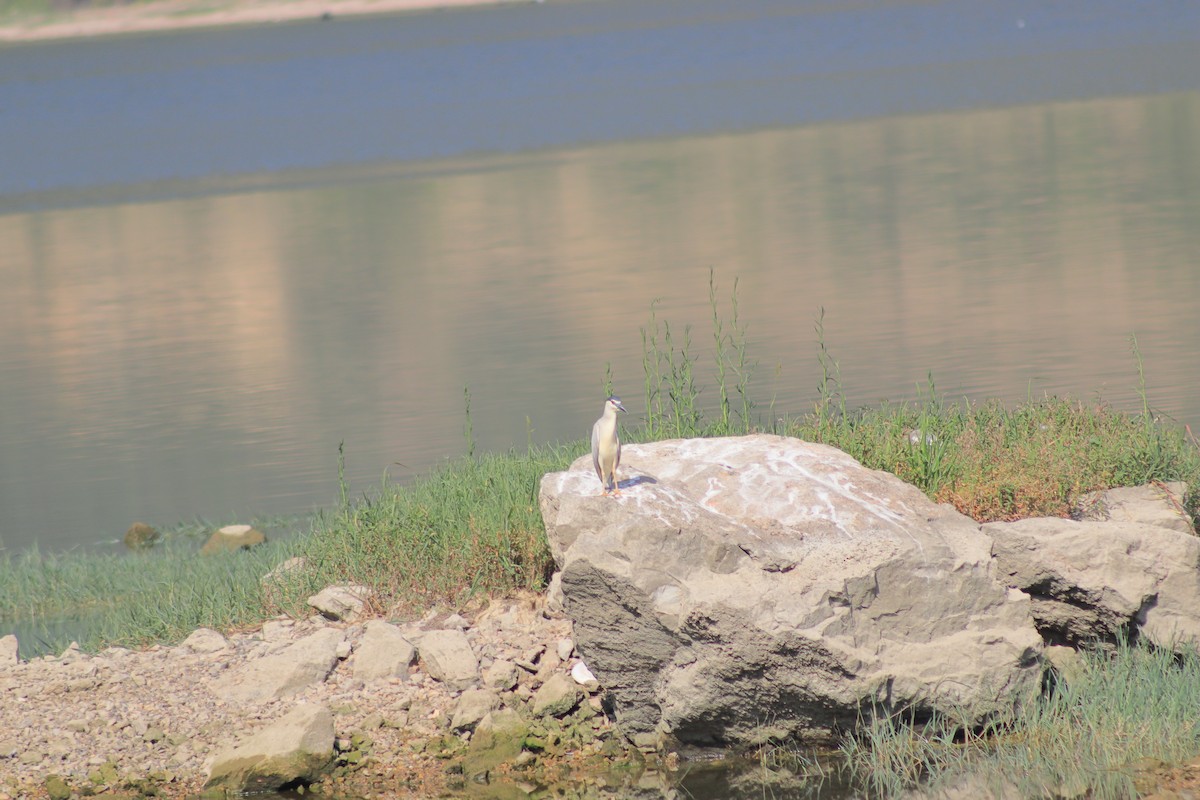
[0,0,525,43]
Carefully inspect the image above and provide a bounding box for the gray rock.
[307,584,370,622]
[180,628,228,654]
[353,620,416,682]
[205,703,335,793]
[1075,481,1192,534]
[464,709,528,781]
[556,638,575,661]
[218,628,344,704]
[545,571,565,616]
[532,672,581,718]
[415,629,478,690]
[200,524,267,555]
[450,688,499,732]
[0,635,18,666]
[482,659,519,691]
[539,434,1042,747]
[986,515,1200,649]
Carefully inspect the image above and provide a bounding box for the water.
[1,0,1199,555]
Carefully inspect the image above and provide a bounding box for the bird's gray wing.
[591,422,602,480]
[614,434,621,472]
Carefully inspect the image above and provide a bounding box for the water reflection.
[1,90,1198,553]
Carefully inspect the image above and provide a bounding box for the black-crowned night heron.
[591,396,627,496]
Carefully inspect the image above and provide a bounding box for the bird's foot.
[611,488,622,497]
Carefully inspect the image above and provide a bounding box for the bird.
[591,396,627,496]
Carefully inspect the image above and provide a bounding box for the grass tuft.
[842,638,1200,798]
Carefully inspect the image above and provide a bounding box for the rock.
[570,661,598,688]
[450,689,499,732]
[442,613,470,630]
[0,635,18,666]
[482,659,519,691]
[986,516,1200,649]
[539,434,1042,747]
[308,584,371,622]
[415,629,478,690]
[1042,645,1087,687]
[204,703,335,793]
[58,642,83,662]
[217,628,344,704]
[463,709,529,781]
[545,571,565,616]
[1075,481,1192,534]
[180,628,228,654]
[556,638,575,661]
[353,620,416,682]
[123,522,160,550]
[200,524,267,555]
[532,672,581,718]
[44,775,70,800]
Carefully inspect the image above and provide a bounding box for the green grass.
[2,279,1198,664]
[0,538,311,654]
[842,638,1200,798]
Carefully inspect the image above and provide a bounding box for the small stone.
[44,775,71,800]
[571,661,599,688]
[123,522,160,549]
[482,659,518,691]
[307,585,371,622]
[531,673,582,718]
[200,524,267,555]
[545,572,565,616]
[443,613,469,630]
[450,689,499,732]
[556,638,574,661]
[180,628,229,654]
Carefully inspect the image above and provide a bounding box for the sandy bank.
[0,0,526,43]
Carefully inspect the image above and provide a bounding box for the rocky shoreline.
[8,437,1200,800]
[0,590,664,800]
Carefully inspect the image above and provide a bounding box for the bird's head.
[607,396,627,414]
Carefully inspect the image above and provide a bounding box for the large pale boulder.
[414,629,478,689]
[1074,481,1193,535]
[307,584,370,622]
[539,434,1042,748]
[353,620,416,682]
[986,515,1200,649]
[205,703,335,792]
[216,628,344,704]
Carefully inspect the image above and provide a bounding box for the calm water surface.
[1,0,1199,555]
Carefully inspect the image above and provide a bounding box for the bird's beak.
[616,401,627,413]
